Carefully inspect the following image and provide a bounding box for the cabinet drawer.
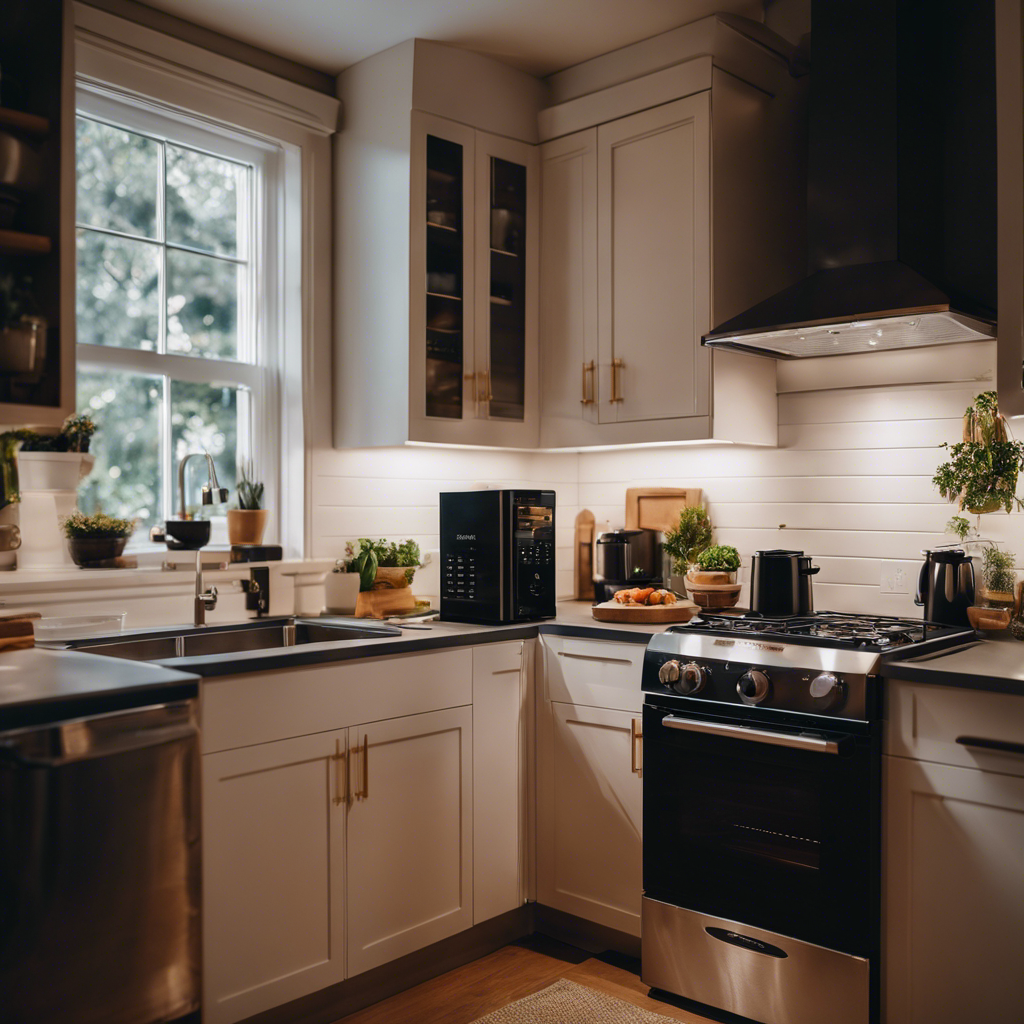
[542,635,644,712]
[885,680,1024,777]
[202,648,473,753]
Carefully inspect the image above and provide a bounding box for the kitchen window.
[74,92,280,543]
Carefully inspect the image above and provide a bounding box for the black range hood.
[704,0,997,358]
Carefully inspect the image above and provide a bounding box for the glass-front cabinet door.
[410,114,538,447]
[474,131,539,444]
[411,113,476,439]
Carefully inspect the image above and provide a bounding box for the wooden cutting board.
[625,487,702,533]
[592,598,698,623]
[574,509,596,600]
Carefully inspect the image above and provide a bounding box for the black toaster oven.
[439,489,556,624]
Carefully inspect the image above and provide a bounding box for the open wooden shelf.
[0,106,50,137]
[0,229,53,255]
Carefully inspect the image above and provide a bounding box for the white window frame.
[76,87,282,545]
[73,0,340,560]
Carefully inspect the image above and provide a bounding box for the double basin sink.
[50,617,403,663]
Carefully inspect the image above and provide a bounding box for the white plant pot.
[16,451,95,493]
[324,570,361,614]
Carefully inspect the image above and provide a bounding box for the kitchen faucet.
[194,549,218,626]
[177,452,229,627]
[178,451,228,520]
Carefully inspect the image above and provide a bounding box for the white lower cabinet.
[202,642,529,1024]
[472,641,529,924]
[203,731,348,1024]
[883,682,1024,1024]
[346,706,474,976]
[537,700,643,936]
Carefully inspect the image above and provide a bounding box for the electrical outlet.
[880,561,910,595]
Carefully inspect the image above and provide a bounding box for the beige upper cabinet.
[334,40,544,449]
[538,18,806,448]
[596,94,710,426]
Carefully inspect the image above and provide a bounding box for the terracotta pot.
[372,566,415,590]
[227,509,268,545]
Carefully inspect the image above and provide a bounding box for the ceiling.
[138,0,767,78]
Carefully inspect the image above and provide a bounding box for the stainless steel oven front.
[641,696,880,1024]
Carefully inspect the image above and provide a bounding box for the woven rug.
[470,979,680,1024]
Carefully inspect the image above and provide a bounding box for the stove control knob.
[658,660,681,686]
[737,670,771,705]
[810,672,844,709]
[676,661,708,695]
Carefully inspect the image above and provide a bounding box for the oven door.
[642,699,877,957]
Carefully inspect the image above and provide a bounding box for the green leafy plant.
[237,460,265,510]
[663,506,713,574]
[946,515,971,544]
[343,538,422,591]
[933,392,1024,514]
[60,511,136,539]
[61,413,96,453]
[981,546,1017,595]
[695,544,741,573]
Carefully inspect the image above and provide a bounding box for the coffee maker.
[915,548,975,627]
[592,529,662,602]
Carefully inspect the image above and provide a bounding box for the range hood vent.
[705,0,997,358]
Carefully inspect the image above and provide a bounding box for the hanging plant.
[932,391,1024,515]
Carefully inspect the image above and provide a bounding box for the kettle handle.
[800,565,821,576]
[915,560,928,607]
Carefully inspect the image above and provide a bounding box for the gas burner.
[671,611,967,652]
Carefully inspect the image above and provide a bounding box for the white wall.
[310,341,1013,614]
[578,341,1011,616]
[310,446,580,598]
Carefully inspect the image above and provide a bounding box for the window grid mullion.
[158,141,173,524]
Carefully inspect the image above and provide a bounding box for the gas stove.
[642,611,975,723]
[640,610,975,1024]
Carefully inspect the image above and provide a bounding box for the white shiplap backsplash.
[311,341,1013,615]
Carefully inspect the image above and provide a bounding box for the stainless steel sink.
[57,617,402,662]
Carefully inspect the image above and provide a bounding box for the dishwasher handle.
[0,701,197,768]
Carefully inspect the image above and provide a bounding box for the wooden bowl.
[373,566,414,589]
[688,584,743,609]
[967,605,1012,632]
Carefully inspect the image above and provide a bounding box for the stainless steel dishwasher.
[0,700,200,1024]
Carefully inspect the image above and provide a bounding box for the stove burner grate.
[673,611,960,650]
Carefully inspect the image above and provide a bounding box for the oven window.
[643,706,874,955]
[679,760,823,871]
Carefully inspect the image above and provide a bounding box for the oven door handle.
[660,715,842,754]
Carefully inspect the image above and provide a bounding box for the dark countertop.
[881,636,1024,696]
[5,603,655,725]
[15,602,1019,728]
[111,602,660,678]
[0,648,200,731]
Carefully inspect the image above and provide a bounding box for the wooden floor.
[334,936,717,1024]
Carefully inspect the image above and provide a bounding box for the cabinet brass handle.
[361,733,369,799]
[332,737,347,807]
[581,360,595,405]
[463,372,478,407]
[478,369,493,403]
[610,358,625,403]
[631,717,643,778]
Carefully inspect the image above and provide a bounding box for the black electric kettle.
[915,549,975,626]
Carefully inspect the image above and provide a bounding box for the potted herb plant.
[933,392,1024,516]
[11,413,96,492]
[227,461,268,545]
[61,511,135,566]
[345,538,422,590]
[685,544,743,609]
[663,506,713,575]
[967,546,1018,633]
